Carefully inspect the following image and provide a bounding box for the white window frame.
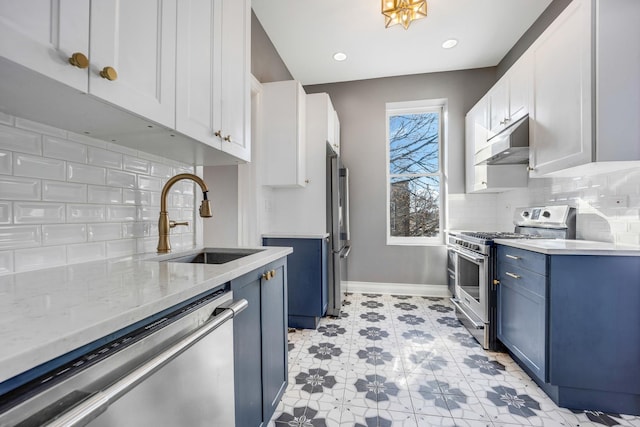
[385,99,447,246]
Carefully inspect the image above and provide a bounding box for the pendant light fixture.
[382,0,427,30]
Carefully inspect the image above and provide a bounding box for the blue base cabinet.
[231,257,288,426]
[496,245,640,415]
[263,237,328,329]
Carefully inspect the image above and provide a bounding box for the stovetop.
[460,231,533,240]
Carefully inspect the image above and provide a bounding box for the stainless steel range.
[448,205,576,350]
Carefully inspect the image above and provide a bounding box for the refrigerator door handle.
[340,246,351,258]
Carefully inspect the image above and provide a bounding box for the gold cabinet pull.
[223,135,231,142]
[214,130,222,138]
[262,270,277,281]
[100,66,118,81]
[68,52,89,69]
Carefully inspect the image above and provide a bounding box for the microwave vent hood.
[474,115,529,165]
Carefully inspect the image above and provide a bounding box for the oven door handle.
[449,246,487,263]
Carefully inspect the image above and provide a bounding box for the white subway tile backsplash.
[67,242,106,264]
[88,186,122,204]
[123,156,150,174]
[43,224,87,245]
[0,124,41,155]
[43,181,87,203]
[0,251,13,274]
[15,117,67,138]
[14,245,66,272]
[67,204,105,223]
[67,163,106,185]
[0,225,41,249]
[137,207,157,221]
[107,206,136,222]
[14,154,65,181]
[106,170,136,188]
[137,237,157,253]
[0,150,11,174]
[150,163,173,178]
[43,136,87,163]
[106,143,138,157]
[106,239,136,258]
[123,222,150,238]
[14,202,65,224]
[88,223,121,241]
[137,175,162,192]
[88,147,123,169]
[0,176,41,200]
[0,115,197,271]
[0,202,10,224]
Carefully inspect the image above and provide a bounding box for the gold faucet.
[157,173,212,253]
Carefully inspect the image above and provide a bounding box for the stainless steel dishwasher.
[0,287,246,427]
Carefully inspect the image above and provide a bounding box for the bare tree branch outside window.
[388,110,441,238]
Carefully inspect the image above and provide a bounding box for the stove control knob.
[542,211,551,218]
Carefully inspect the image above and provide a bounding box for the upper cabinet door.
[89,0,177,128]
[0,0,89,91]
[529,0,592,177]
[508,52,532,124]
[175,0,222,150]
[219,0,251,161]
[487,79,508,135]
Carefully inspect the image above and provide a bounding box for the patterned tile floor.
[268,293,640,427]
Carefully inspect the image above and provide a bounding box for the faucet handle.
[169,220,189,229]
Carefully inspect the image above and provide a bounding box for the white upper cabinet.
[218,0,251,162]
[0,0,251,166]
[487,53,532,137]
[529,0,592,178]
[326,102,340,155]
[174,0,251,162]
[0,0,89,91]
[175,0,222,150]
[90,0,177,128]
[262,81,307,187]
[529,0,640,177]
[465,96,527,193]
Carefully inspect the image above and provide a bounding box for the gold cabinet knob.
[223,135,231,142]
[68,52,89,69]
[100,66,118,81]
[262,271,271,280]
[493,279,500,285]
[214,130,222,138]
[270,269,276,278]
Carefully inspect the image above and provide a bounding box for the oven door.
[450,246,488,324]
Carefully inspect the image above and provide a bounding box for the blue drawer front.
[497,245,546,275]
[497,262,546,297]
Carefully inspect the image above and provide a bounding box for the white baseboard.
[344,281,451,298]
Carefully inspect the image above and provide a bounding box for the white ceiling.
[251,0,552,85]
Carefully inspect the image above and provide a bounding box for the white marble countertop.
[494,239,640,256]
[262,232,330,239]
[0,246,292,384]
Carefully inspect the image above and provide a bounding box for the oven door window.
[458,256,480,303]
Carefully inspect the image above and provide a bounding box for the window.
[386,101,445,245]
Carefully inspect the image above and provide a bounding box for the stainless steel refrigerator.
[326,145,350,316]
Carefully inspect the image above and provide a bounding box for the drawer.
[497,262,546,298]
[497,245,546,275]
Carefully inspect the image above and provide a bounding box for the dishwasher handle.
[44,298,248,427]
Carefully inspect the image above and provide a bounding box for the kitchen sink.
[165,248,264,264]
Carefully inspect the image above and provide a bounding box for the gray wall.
[497,0,572,78]
[251,10,292,83]
[306,68,496,285]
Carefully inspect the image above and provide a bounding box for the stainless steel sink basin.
[165,248,264,264]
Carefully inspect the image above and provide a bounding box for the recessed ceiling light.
[442,39,458,49]
[333,52,347,61]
